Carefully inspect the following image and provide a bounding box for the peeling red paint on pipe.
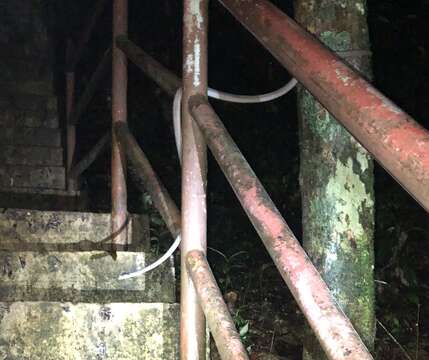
[189,95,373,360]
[180,0,209,358]
[186,250,249,360]
[111,0,128,248]
[218,0,429,212]
[116,36,181,97]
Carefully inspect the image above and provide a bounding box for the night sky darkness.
[49,0,429,355]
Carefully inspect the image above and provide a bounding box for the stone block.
[0,57,50,83]
[0,251,175,303]
[0,165,65,189]
[0,145,63,166]
[0,302,179,360]
[0,127,60,146]
[0,80,54,97]
[0,209,149,250]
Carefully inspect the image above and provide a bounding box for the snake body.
[119,78,297,279]
[173,78,298,159]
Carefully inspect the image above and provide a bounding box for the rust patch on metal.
[219,0,429,212]
[190,97,373,360]
[186,250,249,360]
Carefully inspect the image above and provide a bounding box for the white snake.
[119,78,297,280]
[173,79,298,160]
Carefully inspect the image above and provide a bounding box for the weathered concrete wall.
[0,251,175,303]
[0,209,150,251]
[0,127,61,147]
[0,93,58,128]
[0,146,63,166]
[0,302,179,360]
[0,165,65,189]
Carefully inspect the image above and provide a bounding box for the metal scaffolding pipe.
[112,0,128,248]
[65,40,76,190]
[68,48,111,126]
[114,123,181,238]
[218,0,429,212]
[116,36,181,97]
[181,0,209,358]
[189,95,373,360]
[186,250,249,360]
[69,131,111,180]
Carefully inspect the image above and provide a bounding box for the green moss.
[0,303,179,359]
[320,31,352,51]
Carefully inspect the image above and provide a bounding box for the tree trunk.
[293,1,375,358]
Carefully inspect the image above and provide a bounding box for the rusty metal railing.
[219,0,429,213]
[65,0,110,190]
[114,123,181,238]
[186,250,249,360]
[189,95,372,360]
[65,0,429,359]
[114,27,373,360]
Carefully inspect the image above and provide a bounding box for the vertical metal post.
[181,0,209,358]
[112,0,128,247]
[66,40,77,191]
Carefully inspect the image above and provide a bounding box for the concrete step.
[0,57,51,83]
[0,127,61,147]
[0,302,179,359]
[0,251,175,303]
[0,94,58,128]
[0,145,63,166]
[0,90,56,109]
[0,80,55,97]
[0,209,149,250]
[0,191,86,212]
[0,165,65,190]
[0,188,79,196]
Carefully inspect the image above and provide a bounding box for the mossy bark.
[294,0,375,358]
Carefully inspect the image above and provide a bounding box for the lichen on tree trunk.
[294,0,376,358]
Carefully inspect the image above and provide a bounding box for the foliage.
[208,247,249,291]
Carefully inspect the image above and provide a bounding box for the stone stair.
[0,92,68,196]
[0,3,180,358]
[0,0,71,204]
[0,209,179,359]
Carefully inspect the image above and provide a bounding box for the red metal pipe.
[69,48,112,126]
[181,0,209,358]
[69,132,111,180]
[112,0,128,248]
[66,40,76,191]
[189,95,373,360]
[116,36,181,97]
[186,250,249,360]
[114,123,181,238]
[218,0,429,212]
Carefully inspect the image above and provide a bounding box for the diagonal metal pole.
[218,0,429,213]
[112,0,128,248]
[181,0,209,358]
[189,95,373,360]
